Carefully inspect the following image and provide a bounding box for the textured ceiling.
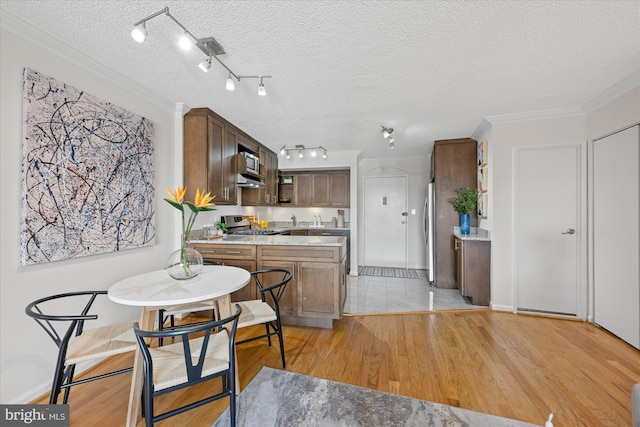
[1,1,639,159]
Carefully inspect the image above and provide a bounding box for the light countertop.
[189,234,346,247]
[453,227,491,241]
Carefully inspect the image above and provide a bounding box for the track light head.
[285,151,291,159]
[258,79,266,96]
[381,126,393,139]
[322,150,328,159]
[389,140,395,149]
[298,150,304,158]
[280,146,286,155]
[226,74,235,91]
[131,23,147,43]
[198,57,212,73]
[179,33,192,50]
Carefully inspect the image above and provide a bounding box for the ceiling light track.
[131,6,272,95]
[279,144,328,160]
[381,126,396,149]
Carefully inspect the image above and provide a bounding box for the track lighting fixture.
[179,32,192,50]
[279,145,328,160]
[381,126,396,149]
[258,77,266,96]
[226,74,235,91]
[130,6,272,96]
[199,56,212,73]
[131,23,147,43]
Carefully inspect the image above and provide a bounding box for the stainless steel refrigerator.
[423,182,435,284]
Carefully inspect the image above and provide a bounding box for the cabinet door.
[454,237,465,295]
[297,262,340,319]
[222,127,238,204]
[257,260,297,317]
[225,259,257,302]
[295,174,313,206]
[312,174,330,206]
[329,172,350,207]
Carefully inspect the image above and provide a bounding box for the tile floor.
[343,270,486,314]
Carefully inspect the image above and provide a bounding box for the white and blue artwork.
[20,68,155,265]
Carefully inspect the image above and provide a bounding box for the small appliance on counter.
[220,215,281,235]
[337,210,345,228]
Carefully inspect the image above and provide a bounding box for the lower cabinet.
[307,229,350,274]
[189,244,257,301]
[191,240,347,328]
[454,237,490,306]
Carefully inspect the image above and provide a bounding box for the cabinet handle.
[200,250,217,254]
[454,240,459,250]
[226,250,241,254]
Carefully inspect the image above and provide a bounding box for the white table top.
[108,265,251,307]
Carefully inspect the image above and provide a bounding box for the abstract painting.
[21,68,155,265]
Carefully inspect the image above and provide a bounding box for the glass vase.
[166,238,203,280]
[460,213,470,235]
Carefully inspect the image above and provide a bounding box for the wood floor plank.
[30,311,640,426]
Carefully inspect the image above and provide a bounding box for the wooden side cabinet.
[183,108,238,204]
[454,237,490,306]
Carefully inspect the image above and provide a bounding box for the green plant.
[447,187,478,215]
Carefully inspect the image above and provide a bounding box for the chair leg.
[62,365,76,404]
[265,323,272,346]
[229,372,236,427]
[275,320,286,369]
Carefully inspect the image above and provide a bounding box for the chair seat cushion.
[149,330,230,391]
[66,320,137,365]
[161,301,215,317]
[236,300,277,329]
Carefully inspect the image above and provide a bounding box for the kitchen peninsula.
[189,234,348,328]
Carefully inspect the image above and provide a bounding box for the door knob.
[562,228,576,235]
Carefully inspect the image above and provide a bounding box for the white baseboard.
[491,304,514,312]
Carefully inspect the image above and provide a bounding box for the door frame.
[362,174,409,268]
[512,142,587,319]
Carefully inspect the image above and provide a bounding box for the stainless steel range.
[220,215,281,235]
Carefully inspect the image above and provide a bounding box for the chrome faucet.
[291,214,296,226]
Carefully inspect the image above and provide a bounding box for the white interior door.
[363,176,407,268]
[593,125,639,349]
[514,144,584,316]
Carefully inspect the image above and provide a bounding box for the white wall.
[357,156,430,269]
[0,28,178,403]
[485,115,587,311]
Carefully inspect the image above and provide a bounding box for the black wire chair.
[134,304,242,427]
[25,290,137,404]
[235,269,293,368]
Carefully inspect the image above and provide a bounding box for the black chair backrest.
[25,291,106,349]
[133,304,242,385]
[251,269,293,308]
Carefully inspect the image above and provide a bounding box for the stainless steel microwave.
[241,152,260,176]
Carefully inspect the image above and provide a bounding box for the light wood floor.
[32,310,640,426]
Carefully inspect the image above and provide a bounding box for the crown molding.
[581,69,640,113]
[471,119,492,140]
[0,7,175,113]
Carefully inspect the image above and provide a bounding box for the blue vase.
[460,214,470,235]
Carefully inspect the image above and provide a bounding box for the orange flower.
[165,186,186,204]
[194,188,215,209]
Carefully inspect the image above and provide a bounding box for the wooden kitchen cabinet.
[258,241,346,328]
[241,146,279,206]
[281,170,350,207]
[307,229,350,274]
[432,138,477,288]
[454,237,490,306]
[189,243,257,301]
[184,108,238,204]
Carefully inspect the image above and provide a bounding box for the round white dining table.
[108,265,251,427]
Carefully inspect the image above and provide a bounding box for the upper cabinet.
[184,107,277,206]
[184,108,237,204]
[279,170,350,207]
[241,146,279,206]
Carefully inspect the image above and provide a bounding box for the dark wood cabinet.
[183,108,237,204]
[307,229,350,274]
[454,237,490,306]
[241,146,278,206]
[432,138,477,288]
[280,170,350,207]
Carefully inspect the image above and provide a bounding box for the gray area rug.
[358,266,420,279]
[213,367,538,427]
